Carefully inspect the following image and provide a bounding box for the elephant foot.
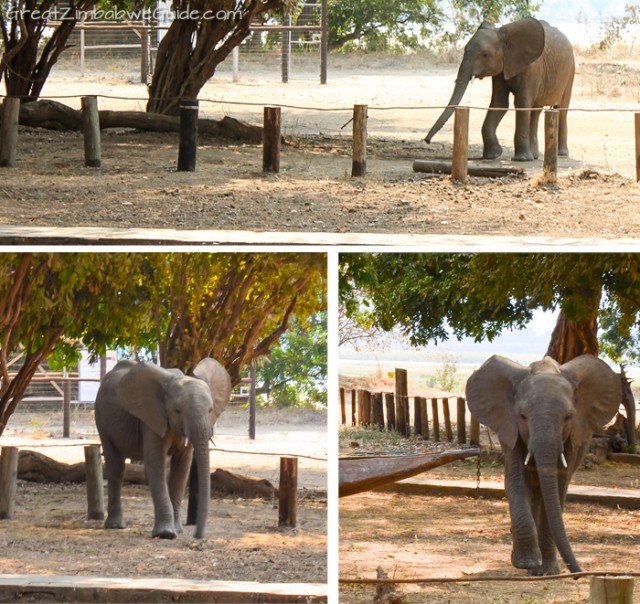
[513,150,535,162]
[558,147,569,157]
[153,526,178,539]
[511,546,542,571]
[104,515,125,530]
[528,559,560,576]
[482,146,503,160]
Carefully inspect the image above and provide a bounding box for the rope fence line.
[340,570,640,585]
[2,92,640,113]
[9,441,327,461]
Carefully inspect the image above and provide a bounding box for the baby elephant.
[466,354,620,575]
[95,358,231,539]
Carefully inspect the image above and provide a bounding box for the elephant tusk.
[184,437,189,448]
[524,451,532,466]
[560,453,568,468]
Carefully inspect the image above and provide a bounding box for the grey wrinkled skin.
[466,354,621,575]
[425,17,575,161]
[94,358,231,540]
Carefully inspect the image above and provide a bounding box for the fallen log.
[339,448,480,497]
[16,450,276,499]
[14,99,262,143]
[412,159,525,178]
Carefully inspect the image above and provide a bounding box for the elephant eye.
[564,413,573,422]
[519,413,527,421]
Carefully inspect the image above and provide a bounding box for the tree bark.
[545,312,599,364]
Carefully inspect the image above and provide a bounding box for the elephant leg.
[504,445,542,570]
[558,77,573,157]
[530,484,559,576]
[168,446,193,534]
[513,103,534,161]
[529,110,542,160]
[481,81,509,160]
[144,437,177,539]
[102,442,126,529]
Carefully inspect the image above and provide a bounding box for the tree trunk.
[545,312,599,364]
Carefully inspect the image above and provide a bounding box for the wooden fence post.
[372,392,384,430]
[451,106,469,184]
[81,95,101,168]
[442,398,453,441]
[589,575,635,604]
[140,24,150,84]
[0,446,19,519]
[340,388,346,425]
[470,415,480,446]
[362,390,372,426]
[543,108,559,184]
[84,445,104,521]
[357,389,364,426]
[385,393,395,431]
[0,97,20,168]
[457,397,467,444]
[431,398,440,442]
[352,104,367,177]
[635,113,640,183]
[63,377,71,438]
[420,397,429,440]
[281,14,291,83]
[414,397,422,437]
[263,106,281,173]
[278,457,298,527]
[351,389,356,426]
[395,368,408,436]
[177,98,199,172]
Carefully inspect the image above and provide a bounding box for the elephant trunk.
[425,62,473,143]
[192,433,211,539]
[536,460,582,574]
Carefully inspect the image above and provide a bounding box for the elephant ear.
[560,355,622,448]
[192,358,232,422]
[465,355,530,450]
[119,362,182,438]
[499,17,545,80]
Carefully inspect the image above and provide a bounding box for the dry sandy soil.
[1,52,640,239]
[0,407,327,586]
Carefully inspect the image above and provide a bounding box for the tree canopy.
[339,253,640,363]
[0,252,326,436]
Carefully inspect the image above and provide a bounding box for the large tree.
[0,251,325,436]
[339,253,640,364]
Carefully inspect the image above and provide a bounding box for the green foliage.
[327,0,538,51]
[339,253,640,351]
[257,312,327,408]
[434,351,458,392]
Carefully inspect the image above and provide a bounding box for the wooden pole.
[457,397,467,444]
[351,389,356,426]
[340,388,346,425]
[320,0,328,84]
[232,46,240,83]
[187,458,198,525]
[351,104,367,177]
[177,98,198,172]
[589,575,635,604]
[442,398,453,441]
[281,15,291,83]
[263,106,281,173]
[63,377,71,438]
[84,445,104,521]
[357,389,364,426]
[372,392,384,430]
[385,393,395,431]
[0,97,20,168]
[81,96,101,168]
[414,397,422,436]
[451,106,469,184]
[395,368,408,435]
[635,113,640,182]
[431,398,440,442]
[470,415,480,446]
[278,457,298,527]
[362,390,372,426]
[249,359,256,440]
[543,108,559,184]
[0,446,19,519]
[140,25,150,85]
[413,160,524,177]
[420,397,429,440]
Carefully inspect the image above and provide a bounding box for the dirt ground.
[1,52,640,239]
[0,407,327,585]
